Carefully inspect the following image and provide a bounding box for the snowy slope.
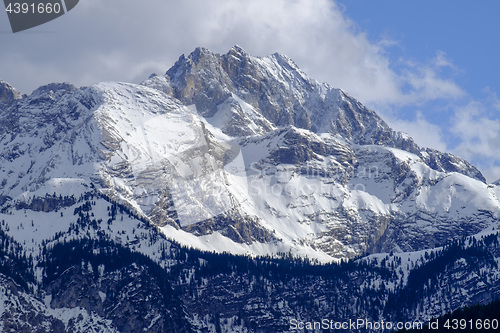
[0,274,119,333]
[1,47,500,262]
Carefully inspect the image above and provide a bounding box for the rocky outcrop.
[1,47,497,262]
[143,47,484,183]
[0,80,22,107]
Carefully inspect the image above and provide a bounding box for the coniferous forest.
[0,192,499,332]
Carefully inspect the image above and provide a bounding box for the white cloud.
[384,111,448,151]
[0,0,463,109]
[2,0,500,182]
[401,63,465,104]
[451,101,500,183]
[3,0,498,182]
[433,50,456,69]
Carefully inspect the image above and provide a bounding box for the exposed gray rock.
[143,46,484,182]
[0,80,22,108]
[1,47,497,263]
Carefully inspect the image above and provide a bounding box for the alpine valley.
[0,46,499,332]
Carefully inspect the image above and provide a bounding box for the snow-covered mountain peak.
[143,47,484,181]
[3,50,500,332]
[0,79,22,107]
[1,47,498,261]
[146,47,395,143]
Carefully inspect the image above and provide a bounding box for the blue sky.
[1,0,499,181]
[336,0,500,182]
[338,0,500,99]
[336,0,500,107]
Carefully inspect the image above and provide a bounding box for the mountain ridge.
[2,47,500,332]
[144,46,485,182]
[0,47,497,261]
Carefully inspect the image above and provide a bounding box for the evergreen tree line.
[397,299,500,333]
[1,188,500,331]
[0,225,34,291]
[385,233,500,321]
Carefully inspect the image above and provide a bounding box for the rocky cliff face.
[1,47,498,262]
[4,46,500,333]
[0,80,22,108]
[143,47,496,258]
[144,46,484,181]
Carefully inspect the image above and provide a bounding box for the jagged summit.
[144,46,485,182]
[0,79,22,106]
[30,82,77,96]
[0,47,498,261]
[2,48,500,332]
